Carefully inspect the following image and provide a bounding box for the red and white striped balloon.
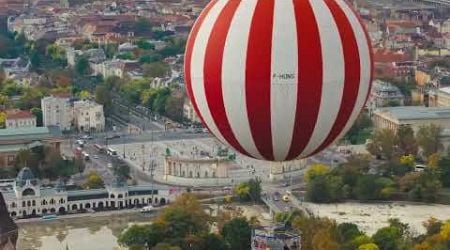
[184,0,373,161]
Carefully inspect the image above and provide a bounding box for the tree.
[372,226,402,250]
[30,107,43,126]
[344,111,373,144]
[234,178,261,202]
[137,39,155,50]
[156,193,210,241]
[75,57,89,75]
[82,171,104,189]
[422,217,443,236]
[77,90,91,99]
[95,85,112,113]
[112,162,130,180]
[118,225,152,247]
[221,217,251,250]
[416,124,443,158]
[366,129,397,161]
[305,164,330,183]
[292,216,339,250]
[398,172,421,192]
[396,125,418,156]
[427,153,441,169]
[337,223,364,249]
[165,94,183,122]
[307,175,343,203]
[438,156,450,187]
[234,182,250,201]
[197,234,228,250]
[134,18,152,35]
[373,219,412,250]
[354,175,391,201]
[358,243,380,250]
[143,62,170,78]
[0,112,6,128]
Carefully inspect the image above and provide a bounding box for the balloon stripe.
[270,0,299,161]
[184,0,218,130]
[245,0,275,161]
[300,0,346,158]
[203,0,250,156]
[222,0,264,159]
[190,0,230,145]
[342,0,374,102]
[309,0,361,156]
[331,0,373,146]
[286,0,323,160]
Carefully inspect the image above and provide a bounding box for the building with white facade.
[1,168,174,219]
[41,95,73,131]
[5,109,36,129]
[373,106,450,133]
[437,87,450,107]
[73,100,105,132]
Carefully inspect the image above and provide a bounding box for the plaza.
[111,138,308,186]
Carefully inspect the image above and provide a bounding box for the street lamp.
[149,158,156,204]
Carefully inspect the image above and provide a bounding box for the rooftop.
[439,87,450,95]
[0,126,62,143]
[375,106,450,121]
[5,109,35,120]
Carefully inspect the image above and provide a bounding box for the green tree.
[307,175,344,203]
[372,219,412,250]
[221,217,251,250]
[112,162,130,180]
[197,234,228,250]
[337,223,364,249]
[438,156,450,187]
[234,178,261,202]
[344,111,373,144]
[354,175,394,201]
[95,85,112,113]
[366,129,397,161]
[396,125,418,156]
[134,18,152,35]
[30,107,43,126]
[143,62,170,78]
[416,124,443,158]
[164,94,183,122]
[75,57,89,75]
[137,39,155,50]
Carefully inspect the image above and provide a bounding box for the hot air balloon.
[184,0,373,162]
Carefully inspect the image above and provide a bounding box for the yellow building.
[415,69,431,87]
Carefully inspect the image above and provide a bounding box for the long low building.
[373,106,450,132]
[1,168,176,219]
[373,106,450,151]
[0,127,63,168]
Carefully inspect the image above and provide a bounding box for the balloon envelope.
[184,0,373,162]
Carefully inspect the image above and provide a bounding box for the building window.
[22,201,26,207]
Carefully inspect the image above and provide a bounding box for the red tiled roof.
[373,48,412,63]
[5,109,35,120]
